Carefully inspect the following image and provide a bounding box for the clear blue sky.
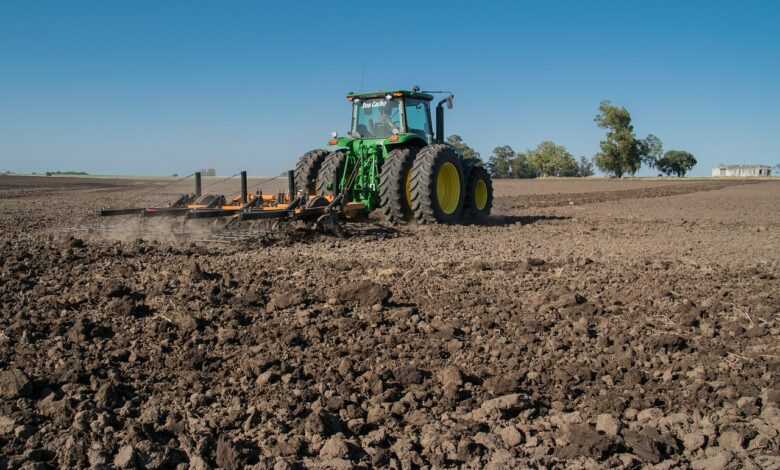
[1,1,778,176]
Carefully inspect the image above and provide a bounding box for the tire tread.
[379,147,416,224]
[294,149,329,195]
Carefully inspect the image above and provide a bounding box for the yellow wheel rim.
[436,162,460,215]
[474,178,488,210]
[404,168,412,209]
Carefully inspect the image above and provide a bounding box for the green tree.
[656,150,697,177]
[510,152,538,178]
[447,135,480,160]
[576,156,594,177]
[488,145,514,178]
[593,101,651,177]
[641,134,663,169]
[557,155,579,177]
[528,141,578,177]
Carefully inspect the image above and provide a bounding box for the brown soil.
[1,174,779,469]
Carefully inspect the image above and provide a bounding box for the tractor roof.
[346,90,434,101]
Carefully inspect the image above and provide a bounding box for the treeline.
[447,136,592,177]
[449,101,698,178]
[45,171,89,176]
[487,142,593,178]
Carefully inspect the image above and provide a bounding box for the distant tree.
[641,134,664,169]
[593,101,652,177]
[447,135,480,160]
[488,145,514,178]
[510,152,538,178]
[528,141,577,177]
[576,156,595,177]
[556,153,579,177]
[656,150,697,177]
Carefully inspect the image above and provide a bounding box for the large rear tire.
[379,147,417,224]
[410,145,465,224]
[464,163,493,220]
[294,149,329,196]
[316,151,348,200]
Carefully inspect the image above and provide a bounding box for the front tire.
[410,145,465,224]
[380,147,417,224]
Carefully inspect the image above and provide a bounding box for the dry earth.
[1,175,779,469]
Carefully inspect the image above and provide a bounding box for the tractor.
[294,88,493,224]
[96,88,494,236]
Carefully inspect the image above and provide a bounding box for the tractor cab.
[347,90,435,143]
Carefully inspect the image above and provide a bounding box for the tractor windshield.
[353,98,402,138]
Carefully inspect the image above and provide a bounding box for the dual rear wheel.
[294,149,329,196]
[379,147,416,223]
[462,159,493,220]
[409,145,465,224]
[293,145,492,224]
[388,144,493,224]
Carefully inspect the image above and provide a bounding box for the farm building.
[712,165,772,177]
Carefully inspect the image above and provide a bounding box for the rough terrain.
[1,174,779,469]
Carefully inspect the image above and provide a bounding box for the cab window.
[404,98,431,139]
[354,98,401,138]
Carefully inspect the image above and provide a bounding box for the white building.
[712,165,772,177]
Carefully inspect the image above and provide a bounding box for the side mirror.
[446,95,454,109]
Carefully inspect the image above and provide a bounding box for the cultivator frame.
[98,170,366,232]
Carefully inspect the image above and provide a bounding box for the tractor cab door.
[404,98,434,144]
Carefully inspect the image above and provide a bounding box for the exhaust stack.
[435,94,454,144]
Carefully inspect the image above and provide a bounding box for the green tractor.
[294,88,493,224]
